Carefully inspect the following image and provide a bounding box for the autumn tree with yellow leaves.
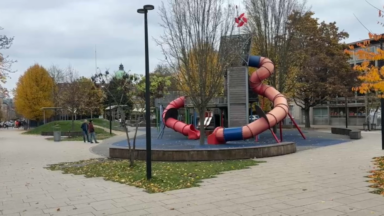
[345,37,384,124]
[14,64,54,122]
[76,77,104,117]
[177,46,224,97]
[345,1,384,125]
[346,34,384,96]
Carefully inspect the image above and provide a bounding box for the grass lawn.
[86,119,124,131]
[368,156,384,195]
[47,159,261,193]
[24,120,115,141]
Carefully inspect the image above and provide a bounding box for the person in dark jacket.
[88,120,98,143]
[80,120,90,143]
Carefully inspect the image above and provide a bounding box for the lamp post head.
[144,5,154,10]
[137,8,146,14]
[137,5,154,14]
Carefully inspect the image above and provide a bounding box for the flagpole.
[234,5,249,65]
[95,45,98,74]
[236,5,240,36]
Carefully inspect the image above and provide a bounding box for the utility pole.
[380,40,384,150]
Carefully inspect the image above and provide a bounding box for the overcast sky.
[0,0,383,95]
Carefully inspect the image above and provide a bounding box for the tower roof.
[115,63,126,79]
[119,63,124,71]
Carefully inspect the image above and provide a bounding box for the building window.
[313,107,328,125]
[314,108,327,118]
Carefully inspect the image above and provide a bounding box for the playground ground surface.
[91,127,351,158]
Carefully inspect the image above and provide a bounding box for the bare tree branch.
[365,0,382,11]
[244,0,307,94]
[353,13,371,33]
[0,27,16,76]
[156,0,237,144]
[57,66,85,130]
[91,71,140,167]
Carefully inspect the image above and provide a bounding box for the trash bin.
[53,131,61,142]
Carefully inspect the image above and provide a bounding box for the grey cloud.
[1,0,78,11]
[1,0,381,92]
[0,0,164,92]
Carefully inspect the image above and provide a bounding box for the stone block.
[349,130,361,139]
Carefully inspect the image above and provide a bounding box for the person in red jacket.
[88,120,98,143]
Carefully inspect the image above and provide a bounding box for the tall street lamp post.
[109,100,112,135]
[380,40,384,150]
[137,4,154,180]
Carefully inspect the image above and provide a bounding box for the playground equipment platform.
[108,128,350,161]
[110,140,296,161]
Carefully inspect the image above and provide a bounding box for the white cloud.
[1,0,163,93]
[1,0,384,93]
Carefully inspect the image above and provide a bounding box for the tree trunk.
[198,108,205,145]
[304,108,310,128]
[365,93,369,126]
[118,107,133,167]
[123,124,133,167]
[373,106,380,126]
[131,115,141,167]
[345,96,348,129]
[71,113,75,131]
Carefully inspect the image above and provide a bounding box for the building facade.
[1,98,16,121]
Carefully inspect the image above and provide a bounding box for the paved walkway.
[1,129,384,216]
[92,125,126,136]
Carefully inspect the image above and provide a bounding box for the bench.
[331,127,361,139]
[331,127,351,136]
[349,130,361,139]
[41,131,83,137]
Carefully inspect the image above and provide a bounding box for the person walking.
[88,120,98,144]
[80,120,90,143]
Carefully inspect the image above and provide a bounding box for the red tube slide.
[162,96,200,140]
[207,56,289,144]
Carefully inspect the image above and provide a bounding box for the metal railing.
[185,97,227,106]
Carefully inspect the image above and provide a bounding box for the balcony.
[328,96,365,107]
[185,97,227,108]
[155,94,228,108]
